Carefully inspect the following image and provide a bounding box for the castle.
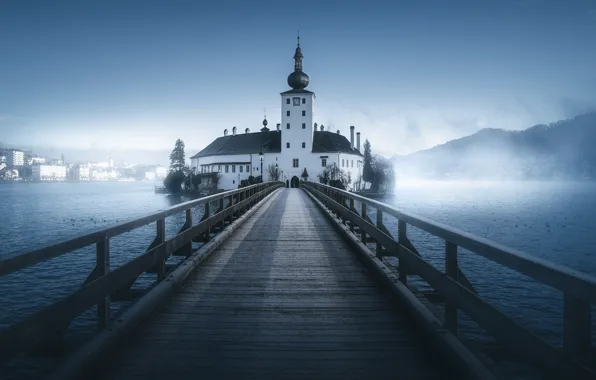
[190,38,364,190]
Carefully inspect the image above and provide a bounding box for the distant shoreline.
[0,180,159,185]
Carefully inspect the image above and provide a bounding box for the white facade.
[7,149,24,167]
[189,40,364,191]
[32,165,67,181]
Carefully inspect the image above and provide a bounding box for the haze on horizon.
[1,0,595,163]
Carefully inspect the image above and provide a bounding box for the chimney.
[350,126,355,150]
[224,129,228,136]
[320,125,324,131]
[356,132,361,151]
[336,130,340,134]
[276,123,280,131]
[232,126,237,136]
[314,123,318,131]
[245,128,250,134]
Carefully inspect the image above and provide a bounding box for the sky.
[1,0,595,163]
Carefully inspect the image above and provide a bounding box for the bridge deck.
[92,189,448,380]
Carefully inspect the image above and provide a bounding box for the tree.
[169,139,187,174]
[318,163,350,190]
[267,164,280,181]
[370,155,395,193]
[362,139,373,184]
[163,170,185,193]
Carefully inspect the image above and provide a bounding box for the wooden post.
[376,209,383,258]
[563,293,591,358]
[96,237,110,330]
[445,241,458,335]
[156,218,166,281]
[349,198,355,232]
[184,208,193,256]
[398,220,408,284]
[204,202,210,242]
[218,197,225,230]
[361,203,367,243]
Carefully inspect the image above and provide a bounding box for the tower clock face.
[292,97,300,106]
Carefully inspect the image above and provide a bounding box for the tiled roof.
[190,130,362,158]
[312,131,363,156]
[190,131,281,159]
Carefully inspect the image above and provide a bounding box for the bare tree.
[267,164,280,181]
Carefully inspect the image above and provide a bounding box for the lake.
[0,180,594,348]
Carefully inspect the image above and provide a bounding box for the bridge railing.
[303,181,595,377]
[0,181,283,364]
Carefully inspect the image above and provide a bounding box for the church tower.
[280,36,315,177]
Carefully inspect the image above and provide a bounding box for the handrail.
[304,182,596,303]
[303,181,595,378]
[0,181,283,364]
[0,183,278,276]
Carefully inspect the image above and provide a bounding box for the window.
[342,159,344,167]
[293,159,299,168]
[302,142,305,148]
[218,165,222,172]
[351,160,354,168]
[246,165,249,172]
[286,123,290,129]
[286,98,290,104]
[225,165,229,173]
[233,180,235,184]
[302,98,306,104]
[286,142,290,148]
[302,110,306,116]
[322,158,327,167]
[240,165,243,173]
[302,123,306,129]
[232,165,236,173]
[287,111,290,117]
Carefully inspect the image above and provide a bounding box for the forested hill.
[393,112,596,180]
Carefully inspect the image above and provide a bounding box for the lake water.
[0,180,594,349]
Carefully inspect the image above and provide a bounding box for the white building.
[190,38,364,190]
[7,149,25,168]
[32,164,67,181]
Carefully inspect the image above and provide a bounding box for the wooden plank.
[306,183,596,379]
[563,293,591,359]
[90,189,449,380]
[444,241,458,335]
[96,237,110,330]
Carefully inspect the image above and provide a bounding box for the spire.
[293,33,303,71]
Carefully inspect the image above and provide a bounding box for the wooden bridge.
[1,182,595,380]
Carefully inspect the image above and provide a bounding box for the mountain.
[394,112,596,180]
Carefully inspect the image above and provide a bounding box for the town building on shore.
[190,38,364,190]
[32,164,67,181]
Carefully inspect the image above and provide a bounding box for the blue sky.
[1,0,595,160]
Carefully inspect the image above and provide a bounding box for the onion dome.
[287,36,310,90]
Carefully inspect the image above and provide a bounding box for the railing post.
[218,197,225,230]
[204,202,211,242]
[563,293,591,359]
[397,220,408,284]
[156,218,166,281]
[349,198,355,232]
[228,194,234,222]
[445,241,458,335]
[376,209,383,258]
[361,203,367,243]
[96,236,110,330]
[184,208,193,256]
